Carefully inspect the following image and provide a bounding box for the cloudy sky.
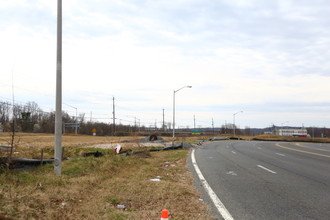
[1,0,330,129]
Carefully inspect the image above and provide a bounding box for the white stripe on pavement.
[191,149,234,220]
[257,165,277,174]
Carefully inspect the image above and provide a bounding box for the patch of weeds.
[164,150,187,161]
[62,156,105,177]
[82,147,109,154]
[0,166,5,174]
[50,176,68,187]
[35,163,53,172]
[108,211,129,220]
[132,151,151,158]
[62,165,86,177]
[105,195,120,206]
[16,171,38,185]
[43,148,54,154]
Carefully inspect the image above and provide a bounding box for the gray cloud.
[1,0,330,127]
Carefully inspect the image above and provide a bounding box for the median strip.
[295,143,330,152]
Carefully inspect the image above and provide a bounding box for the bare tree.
[0,101,10,131]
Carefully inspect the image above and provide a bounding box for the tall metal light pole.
[162,108,165,132]
[54,0,62,176]
[112,96,115,136]
[172,86,192,139]
[233,111,243,137]
[194,115,196,131]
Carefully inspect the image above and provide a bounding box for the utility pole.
[212,118,214,134]
[194,115,196,130]
[225,120,227,134]
[134,117,137,131]
[75,107,77,135]
[54,0,62,176]
[162,108,165,132]
[112,96,115,136]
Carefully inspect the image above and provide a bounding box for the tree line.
[0,101,138,136]
[1,100,329,137]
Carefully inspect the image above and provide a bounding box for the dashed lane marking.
[257,165,277,174]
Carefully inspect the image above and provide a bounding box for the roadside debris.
[209,137,229,141]
[83,151,104,157]
[0,156,54,172]
[114,144,122,154]
[121,135,165,143]
[0,145,11,151]
[123,143,193,156]
[116,204,127,209]
[150,176,161,181]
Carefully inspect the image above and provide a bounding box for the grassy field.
[0,133,214,220]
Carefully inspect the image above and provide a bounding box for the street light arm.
[174,85,192,93]
[233,110,243,116]
[63,103,77,110]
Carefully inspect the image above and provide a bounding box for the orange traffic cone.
[160,209,169,220]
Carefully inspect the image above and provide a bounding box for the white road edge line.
[257,165,277,174]
[191,149,234,220]
[276,153,286,157]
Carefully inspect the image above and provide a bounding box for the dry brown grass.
[0,133,214,220]
[0,132,148,149]
[0,133,165,159]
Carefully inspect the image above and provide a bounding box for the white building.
[274,128,308,137]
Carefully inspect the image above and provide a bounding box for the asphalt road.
[190,141,330,220]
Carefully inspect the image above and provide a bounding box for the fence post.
[40,149,44,166]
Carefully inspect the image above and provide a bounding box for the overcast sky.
[1,0,330,129]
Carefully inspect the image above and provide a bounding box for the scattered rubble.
[83,151,104,157]
[121,135,165,143]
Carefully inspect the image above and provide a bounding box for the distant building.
[264,131,273,135]
[274,128,308,137]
